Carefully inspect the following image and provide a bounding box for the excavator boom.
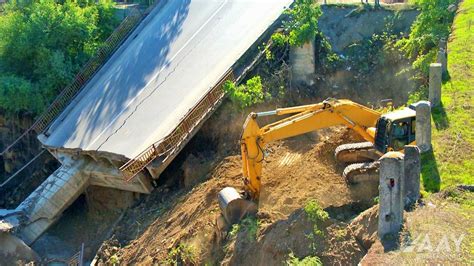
[240,99,381,199]
[218,98,417,224]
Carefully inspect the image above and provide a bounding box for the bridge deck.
[42,0,292,159]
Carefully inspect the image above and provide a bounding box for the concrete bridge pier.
[16,158,89,245]
[290,41,316,87]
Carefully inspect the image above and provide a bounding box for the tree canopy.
[284,0,322,47]
[397,0,456,76]
[0,0,118,115]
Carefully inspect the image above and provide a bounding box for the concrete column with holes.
[403,145,421,208]
[414,101,432,152]
[429,63,442,107]
[437,39,448,75]
[378,152,404,239]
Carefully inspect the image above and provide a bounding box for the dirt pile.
[94,128,378,265]
[223,208,366,266]
[319,6,418,53]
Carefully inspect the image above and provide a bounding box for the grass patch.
[424,0,474,190]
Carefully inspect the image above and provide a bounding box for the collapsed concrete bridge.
[0,0,293,249]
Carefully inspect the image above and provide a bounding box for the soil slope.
[96,128,374,265]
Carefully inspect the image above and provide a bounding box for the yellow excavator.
[218,98,416,224]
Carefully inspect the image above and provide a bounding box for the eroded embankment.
[91,5,423,265]
[94,128,380,265]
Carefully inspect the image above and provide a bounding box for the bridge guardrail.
[120,69,235,181]
[0,1,165,187]
[1,1,163,158]
[33,8,142,134]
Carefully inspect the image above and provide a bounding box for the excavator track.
[343,161,380,184]
[335,142,380,164]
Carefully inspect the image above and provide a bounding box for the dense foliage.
[271,0,338,73]
[271,0,322,47]
[397,0,456,78]
[0,0,118,115]
[285,0,322,47]
[285,0,322,46]
[223,76,265,109]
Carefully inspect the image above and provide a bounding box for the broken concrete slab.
[0,233,39,264]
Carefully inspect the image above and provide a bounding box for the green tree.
[223,76,265,109]
[397,0,456,76]
[284,0,322,47]
[0,75,44,114]
[0,0,118,115]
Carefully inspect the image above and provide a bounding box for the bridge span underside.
[41,0,292,170]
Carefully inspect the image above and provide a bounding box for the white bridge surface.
[43,0,292,159]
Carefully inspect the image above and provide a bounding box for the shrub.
[241,216,260,241]
[227,217,260,242]
[286,252,322,266]
[166,243,197,265]
[271,32,289,47]
[223,76,265,109]
[304,200,329,223]
[396,0,456,79]
[304,199,329,237]
[284,0,322,47]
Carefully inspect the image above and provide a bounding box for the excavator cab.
[374,107,417,153]
[217,99,419,224]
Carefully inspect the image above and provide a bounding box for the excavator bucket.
[217,187,257,224]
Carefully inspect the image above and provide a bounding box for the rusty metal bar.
[120,69,234,181]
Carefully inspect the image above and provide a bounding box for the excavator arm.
[240,99,381,200]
